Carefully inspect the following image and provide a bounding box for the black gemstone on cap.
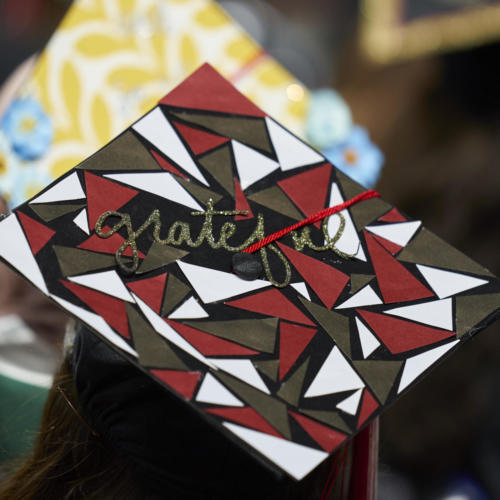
[232,252,263,281]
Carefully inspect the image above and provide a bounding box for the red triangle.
[226,289,314,326]
[277,243,349,309]
[378,208,406,223]
[84,171,138,229]
[61,280,130,338]
[279,321,316,380]
[159,63,265,117]
[150,149,187,178]
[357,309,455,354]
[278,163,331,228]
[371,234,402,255]
[289,412,347,452]
[166,321,259,356]
[151,369,201,400]
[127,273,167,314]
[357,390,378,428]
[205,407,282,438]
[364,231,433,304]
[18,212,55,255]
[173,121,229,155]
[234,177,253,220]
[78,228,145,258]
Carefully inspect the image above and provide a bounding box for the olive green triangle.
[299,298,351,358]
[350,274,374,294]
[184,318,278,353]
[336,170,364,199]
[248,186,303,221]
[277,358,310,407]
[300,409,351,434]
[254,359,280,382]
[198,145,234,197]
[161,274,191,316]
[175,177,223,205]
[397,227,494,277]
[54,245,123,276]
[136,242,189,275]
[127,304,187,369]
[78,131,161,171]
[30,203,86,222]
[456,293,500,338]
[215,371,291,439]
[353,360,403,404]
[171,111,273,154]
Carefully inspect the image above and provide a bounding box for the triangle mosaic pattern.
[0,64,499,481]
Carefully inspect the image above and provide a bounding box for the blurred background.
[0,1,499,499]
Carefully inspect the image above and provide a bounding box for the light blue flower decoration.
[1,98,53,161]
[306,89,352,150]
[323,126,384,189]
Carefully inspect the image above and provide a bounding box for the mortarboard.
[0,63,499,482]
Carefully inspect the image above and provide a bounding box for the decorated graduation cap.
[1,64,499,482]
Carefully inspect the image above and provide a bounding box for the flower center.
[343,148,358,165]
[19,117,37,133]
[0,154,6,174]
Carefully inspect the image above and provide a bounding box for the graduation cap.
[0,63,499,482]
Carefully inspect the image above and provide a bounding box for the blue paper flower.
[1,98,53,161]
[306,89,352,150]
[323,126,384,189]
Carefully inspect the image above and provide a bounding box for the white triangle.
[326,183,366,261]
[355,317,380,358]
[68,270,133,302]
[304,346,364,398]
[291,282,311,300]
[195,373,244,407]
[265,117,324,171]
[384,298,453,331]
[335,284,382,309]
[210,359,270,394]
[168,296,208,319]
[398,339,459,393]
[366,221,421,247]
[104,172,202,211]
[30,172,85,204]
[232,140,279,190]
[223,422,328,480]
[132,293,215,369]
[0,214,48,294]
[50,294,137,358]
[177,260,270,303]
[73,208,89,234]
[417,264,488,299]
[132,107,208,185]
[336,388,363,415]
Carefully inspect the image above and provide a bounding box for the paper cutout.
[161,274,191,316]
[265,117,324,171]
[455,293,500,337]
[168,297,208,319]
[366,221,421,247]
[279,322,316,380]
[254,360,280,382]
[78,230,144,258]
[365,231,434,304]
[211,359,270,394]
[335,285,382,310]
[198,144,234,196]
[290,282,311,300]
[355,317,380,358]
[195,373,244,407]
[177,260,269,303]
[150,149,187,178]
[248,186,303,221]
[353,360,402,404]
[277,243,350,309]
[417,264,488,299]
[233,178,254,220]
[384,298,453,331]
[398,340,460,393]
[173,120,228,155]
[223,422,328,481]
[151,369,201,400]
[227,289,315,326]
[378,208,406,222]
[304,347,364,398]
[132,107,208,185]
[336,388,363,415]
[277,358,310,407]
[300,409,351,434]
[69,270,132,302]
[350,274,375,294]
[357,390,379,428]
[54,245,122,276]
[358,309,455,354]
[30,172,85,204]
[127,273,167,314]
[17,212,56,255]
[137,242,189,275]
[176,177,223,205]
[371,234,402,255]
[186,318,277,353]
[73,208,90,234]
[30,202,85,223]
